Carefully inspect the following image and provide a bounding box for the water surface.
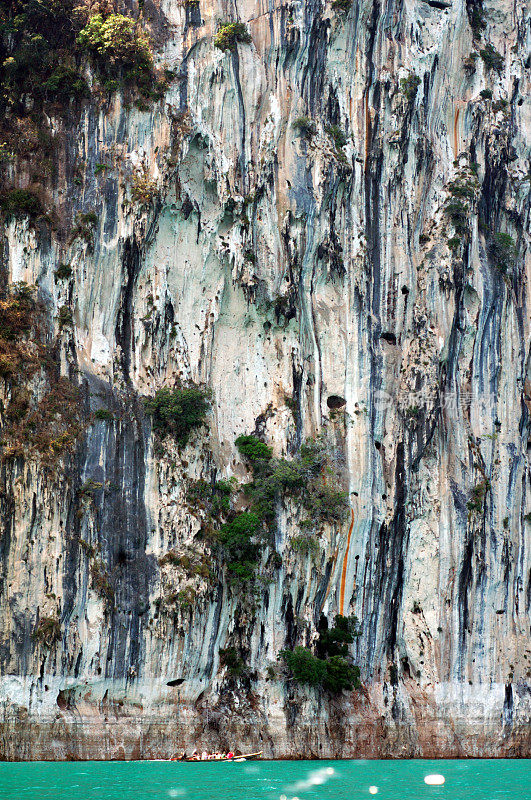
[0,758,528,800]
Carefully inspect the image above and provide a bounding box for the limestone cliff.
[0,0,529,760]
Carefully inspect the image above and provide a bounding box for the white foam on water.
[424,775,445,786]
[369,786,378,794]
[286,767,336,792]
[168,788,187,797]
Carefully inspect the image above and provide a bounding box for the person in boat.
[226,751,234,760]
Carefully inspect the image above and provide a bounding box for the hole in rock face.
[423,0,451,8]
[401,656,411,678]
[380,331,397,345]
[167,678,185,687]
[401,285,409,295]
[327,395,346,410]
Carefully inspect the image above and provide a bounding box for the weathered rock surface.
[0,0,530,759]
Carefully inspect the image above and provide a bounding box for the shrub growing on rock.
[94,408,113,421]
[235,434,273,461]
[479,44,504,72]
[187,477,235,518]
[489,232,516,273]
[58,304,73,328]
[326,124,348,149]
[331,0,352,12]
[316,614,361,659]
[218,511,261,583]
[236,434,347,528]
[77,12,158,96]
[323,655,361,692]
[468,5,486,38]
[192,435,347,586]
[77,14,152,70]
[293,116,317,139]
[444,199,468,234]
[54,263,73,281]
[90,560,114,606]
[281,614,361,693]
[214,22,252,52]
[0,0,87,111]
[32,616,61,646]
[467,478,490,514]
[0,188,42,218]
[281,646,327,686]
[400,73,421,101]
[281,644,361,693]
[144,385,210,446]
[69,211,98,245]
[43,63,87,100]
[219,646,244,676]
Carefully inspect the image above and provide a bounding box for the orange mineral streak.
[339,507,355,615]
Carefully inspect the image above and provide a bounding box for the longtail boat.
[183,751,263,762]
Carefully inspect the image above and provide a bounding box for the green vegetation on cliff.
[214,22,252,52]
[489,232,516,274]
[193,435,348,584]
[77,12,153,93]
[218,511,261,583]
[236,435,348,527]
[144,385,211,447]
[281,615,361,693]
[0,0,87,110]
[0,4,165,223]
[0,3,157,114]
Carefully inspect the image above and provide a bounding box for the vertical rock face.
[0,0,529,759]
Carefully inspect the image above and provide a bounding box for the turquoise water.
[0,759,529,800]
